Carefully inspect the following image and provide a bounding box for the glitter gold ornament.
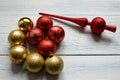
[18,17,33,32]
[9,45,28,64]
[24,53,44,73]
[8,29,26,45]
[45,55,64,75]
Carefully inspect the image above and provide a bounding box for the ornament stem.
[105,25,116,32]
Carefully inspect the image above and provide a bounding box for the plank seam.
[1,54,120,56]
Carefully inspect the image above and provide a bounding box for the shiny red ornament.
[90,17,116,34]
[36,15,53,32]
[47,26,65,43]
[37,39,56,57]
[27,28,44,44]
[39,12,117,34]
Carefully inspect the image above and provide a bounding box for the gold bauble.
[45,55,64,75]
[8,29,26,45]
[24,53,44,73]
[18,17,33,32]
[9,45,28,64]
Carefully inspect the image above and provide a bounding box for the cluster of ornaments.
[8,12,117,75]
[8,15,65,75]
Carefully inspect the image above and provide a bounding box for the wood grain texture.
[0,56,120,80]
[0,0,120,55]
[0,0,120,80]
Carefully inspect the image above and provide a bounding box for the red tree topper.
[39,12,116,34]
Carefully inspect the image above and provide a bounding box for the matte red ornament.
[47,26,65,43]
[39,12,117,34]
[36,15,53,32]
[27,28,44,44]
[37,39,56,57]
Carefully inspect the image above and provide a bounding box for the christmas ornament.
[47,26,65,43]
[18,17,33,32]
[45,55,64,75]
[27,28,44,44]
[9,45,28,64]
[36,15,53,32]
[38,39,56,57]
[8,15,65,74]
[90,17,116,34]
[39,12,117,34]
[24,53,44,72]
[8,29,26,45]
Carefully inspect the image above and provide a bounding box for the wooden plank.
[0,0,120,80]
[0,0,120,55]
[0,56,120,80]
[0,15,120,55]
[0,0,120,15]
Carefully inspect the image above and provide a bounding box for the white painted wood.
[0,56,120,80]
[0,0,120,15]
[0,0,120,80]
[0,0,120,55]
[1,15,120,55]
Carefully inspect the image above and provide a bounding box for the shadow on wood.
[11,63,24,73]
[26,69,44,80]
[26,42,38,53]
[91,33,112,43]
[44,71,60,80]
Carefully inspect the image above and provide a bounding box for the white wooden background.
[0,0,120,80]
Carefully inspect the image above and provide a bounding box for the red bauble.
[27,28,44,44]
[47,26,65,43]
[36,15,53,32]
[37,39,56,57]
[90,17,106,34]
